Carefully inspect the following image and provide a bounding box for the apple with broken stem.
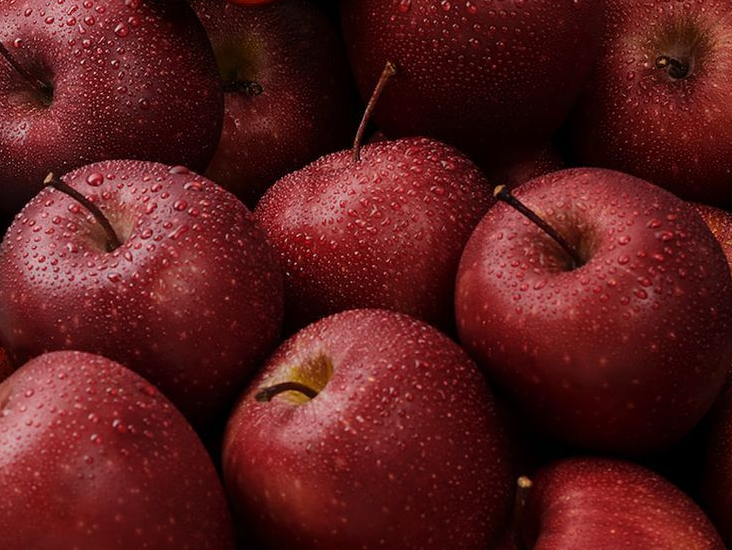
[571,0,732,205]
[456,168,732,454]
[0,160,284,428]
[0,351,235,550]
[255,63,492,330]
[507,458,725,549]
[0,0,223,215]
[189,0,356,206]
[223,309,513,550]
[340,0,604,167]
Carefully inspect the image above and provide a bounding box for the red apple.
[0,351,235,549]
[703,387,732,545]
[255,137,493,330]
[515,458,724,549]
[189,0,356,206]
[487,144,564,190]
[695,204,732,272]
[0,347,11,382]
[0,0,223,215]
[340,0,604,164]
[456,168,732,454]
[223,309,513,550]
[571,0,732,204]
[0,160,284,427]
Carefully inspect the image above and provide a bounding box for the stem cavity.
[255,381,319,403]
[44,173,122,252]
[0,41,53,100]
[352,60,398,163]
[655,55,691,80]
[494,185,583,270]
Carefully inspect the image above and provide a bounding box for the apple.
[255,136,492,331]
[340,0,604,164]
[223,309,513,550]
[0,347,11,382]
[0,351,235,549]
[511,458,725,549]
[456,168,732,454]
[189,0,356,207]
[571,0,732,205]
[695,204,732,272]
[703,387,732,545]
[0,0,224,215]
[486,144,564,190]
[0,160,284,427]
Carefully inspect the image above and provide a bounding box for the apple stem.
[352,60,398,163]
[44,173,122,252]
[512,476,533,550]
[655,55,690,80]
[494,185,583,269]
[0,41,53,99]
[255,381,319,403]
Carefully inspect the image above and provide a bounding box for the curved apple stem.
[494,185,583,269]
[255,381,319,403]
[0,41,52,98]
[352,60,398,163]
[513,476,533,550]
[655,55,690,80]
[44,173,122,252]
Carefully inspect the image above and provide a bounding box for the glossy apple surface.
[572,0,732,204]
[518,458,724,549]
[340,0,604,163]
[255,137,492,330]
[695,204,732,271]
[0,351,235,550]
[0,0,223,215]
[190,0,356,206]
[0,160,284,427]
[223,309,513,550]
[456,168,732,454]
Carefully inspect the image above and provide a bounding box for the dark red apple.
[340,0,604,164]
[703,387,732,545]
[571,0,732,204]
[487,144,564,190]
[0,347,11,382]
[515,458,724,549]
[223,309,513,550]
[0,351,235,549]
[255,137,492,330]
[0,160,283,427]
[695,204,732,272]
[0,0,223,215]
[456,168,732,454]
[189,0,356,206]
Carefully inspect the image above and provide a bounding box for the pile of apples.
[3,0,732,548]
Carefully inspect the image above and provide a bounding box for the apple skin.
[0,347,11,382]
[223,309,513,550]
[189,0,356,207]
[0,0,223,215]
[571,0,732,205]
[518,458,725,549]
[487,144,564,190]
[695,204,732,272]
[254,137,493,331]
[703,387,732,546]
[340,0,604,164]
[456,168,732,454]
[0,160,284,427]
[0,351,235,550]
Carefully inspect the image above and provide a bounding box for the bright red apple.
[340,0,604,164]
[0,0,223,215]
[223,309,513,550]
[513,458,725,549]
[0,160,284,427]
[255,137,493,330]
[571,0,732,204]
[0,351,235,549]
[189,0,356,206]
[456,168,732,454]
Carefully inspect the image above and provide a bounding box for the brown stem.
[0,41,53,98]
[255,381,319,403]
[494,185,583,269]
[352,60,397,163]
[513,476,533,550]
[44,173,122,252]
[655,55,690,80]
